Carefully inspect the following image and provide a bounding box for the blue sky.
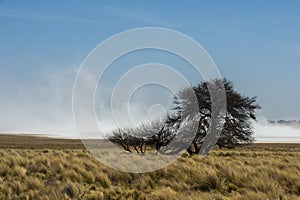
[0,1,300,137]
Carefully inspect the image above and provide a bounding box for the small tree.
[108,117,175,154]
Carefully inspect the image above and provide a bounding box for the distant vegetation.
[268,119,300,128]
[108,79,261,156]
[0,144,299,199]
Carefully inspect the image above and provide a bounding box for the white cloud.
[254,118,300,142]
[102,5,180,27]
[0,64,78,138]
[0,7,105,24]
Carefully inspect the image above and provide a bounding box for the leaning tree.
[108,78,260,156]
[168,78,261,155]
[107,117,175,154]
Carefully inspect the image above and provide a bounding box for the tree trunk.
[186,146,194,156]
[193,141,200,154]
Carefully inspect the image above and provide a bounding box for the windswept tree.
[108,78,260,156]
[168,78,261,155]
[107,117,175,154]
[108,128,142,153]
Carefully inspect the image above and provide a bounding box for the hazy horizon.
[1,1,299,141]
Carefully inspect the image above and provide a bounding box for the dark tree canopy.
[108,78,261,156]
[168,78,261,155]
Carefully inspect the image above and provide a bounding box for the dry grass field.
[0,134,300,200]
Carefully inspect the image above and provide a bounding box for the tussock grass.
[0,145,299,199]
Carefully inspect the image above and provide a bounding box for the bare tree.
[107,117,175,154]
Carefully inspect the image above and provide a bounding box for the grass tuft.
[0,143,299,199]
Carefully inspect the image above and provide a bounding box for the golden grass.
[0,145,299,199]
